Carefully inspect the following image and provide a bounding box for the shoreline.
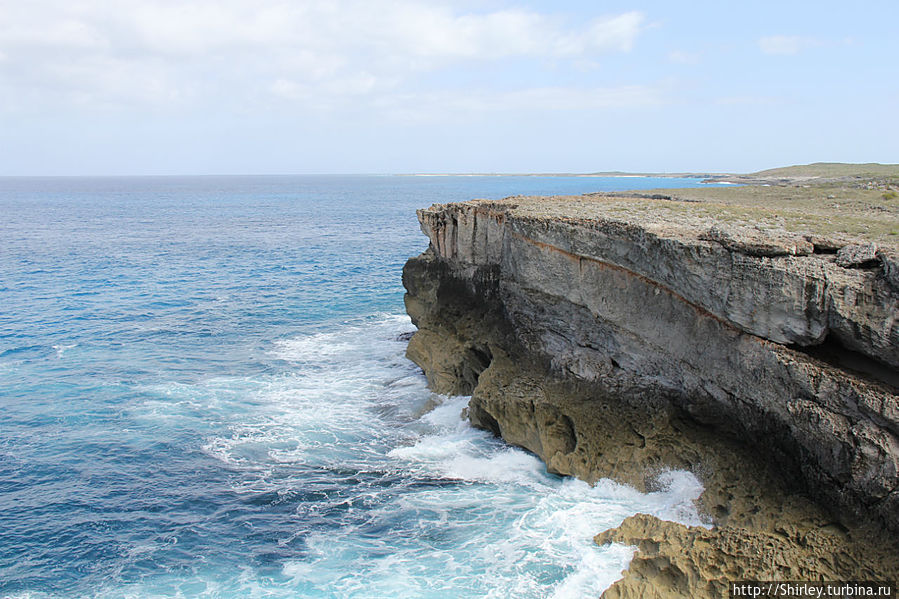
[396,161,899,186]
[401,167,899,597]
[396,172,726,178]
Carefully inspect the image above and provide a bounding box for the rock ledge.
[403,190,899,597]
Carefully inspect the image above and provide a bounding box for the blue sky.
[0,0,896,175]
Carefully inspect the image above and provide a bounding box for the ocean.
[1,175,712,598]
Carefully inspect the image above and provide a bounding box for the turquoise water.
[1,176,711,598]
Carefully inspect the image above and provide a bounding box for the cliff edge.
[402,178,899,597]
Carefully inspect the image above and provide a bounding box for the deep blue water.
[0,176,712,598]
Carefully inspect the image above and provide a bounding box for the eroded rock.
[877,247,899,289]
[595,514,899,599]
[835,243,879,268]
[699,225,814,257]
[402,193,899,596]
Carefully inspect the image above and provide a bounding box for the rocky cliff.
[402,187,899,597]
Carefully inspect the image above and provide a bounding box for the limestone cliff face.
[403,195,899,544]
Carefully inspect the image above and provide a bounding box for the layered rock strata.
[402,193,899,596]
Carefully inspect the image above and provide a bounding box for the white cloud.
[758,35,818,56]
[463,85,661,112]
[373,84,663,122]
[0,1,647,112]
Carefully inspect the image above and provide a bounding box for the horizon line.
[0,171,733,179]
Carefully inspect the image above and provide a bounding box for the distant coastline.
[399,162,899,186]
[398,172,724,178]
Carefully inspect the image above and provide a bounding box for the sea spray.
[268,316,707,598]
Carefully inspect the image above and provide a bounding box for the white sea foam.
[140,314,706,598]
[52,343,77,358]
[385,377,704,597]
[189,315,423,477]
[272,315,704,597]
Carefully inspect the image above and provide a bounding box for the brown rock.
[402,191,899,597]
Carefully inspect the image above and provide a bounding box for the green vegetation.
[750,162,899,179]
[552,175,899,249]
[644,183,899,246]
[517,164,899,248]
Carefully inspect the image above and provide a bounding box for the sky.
[0,0,896,175]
